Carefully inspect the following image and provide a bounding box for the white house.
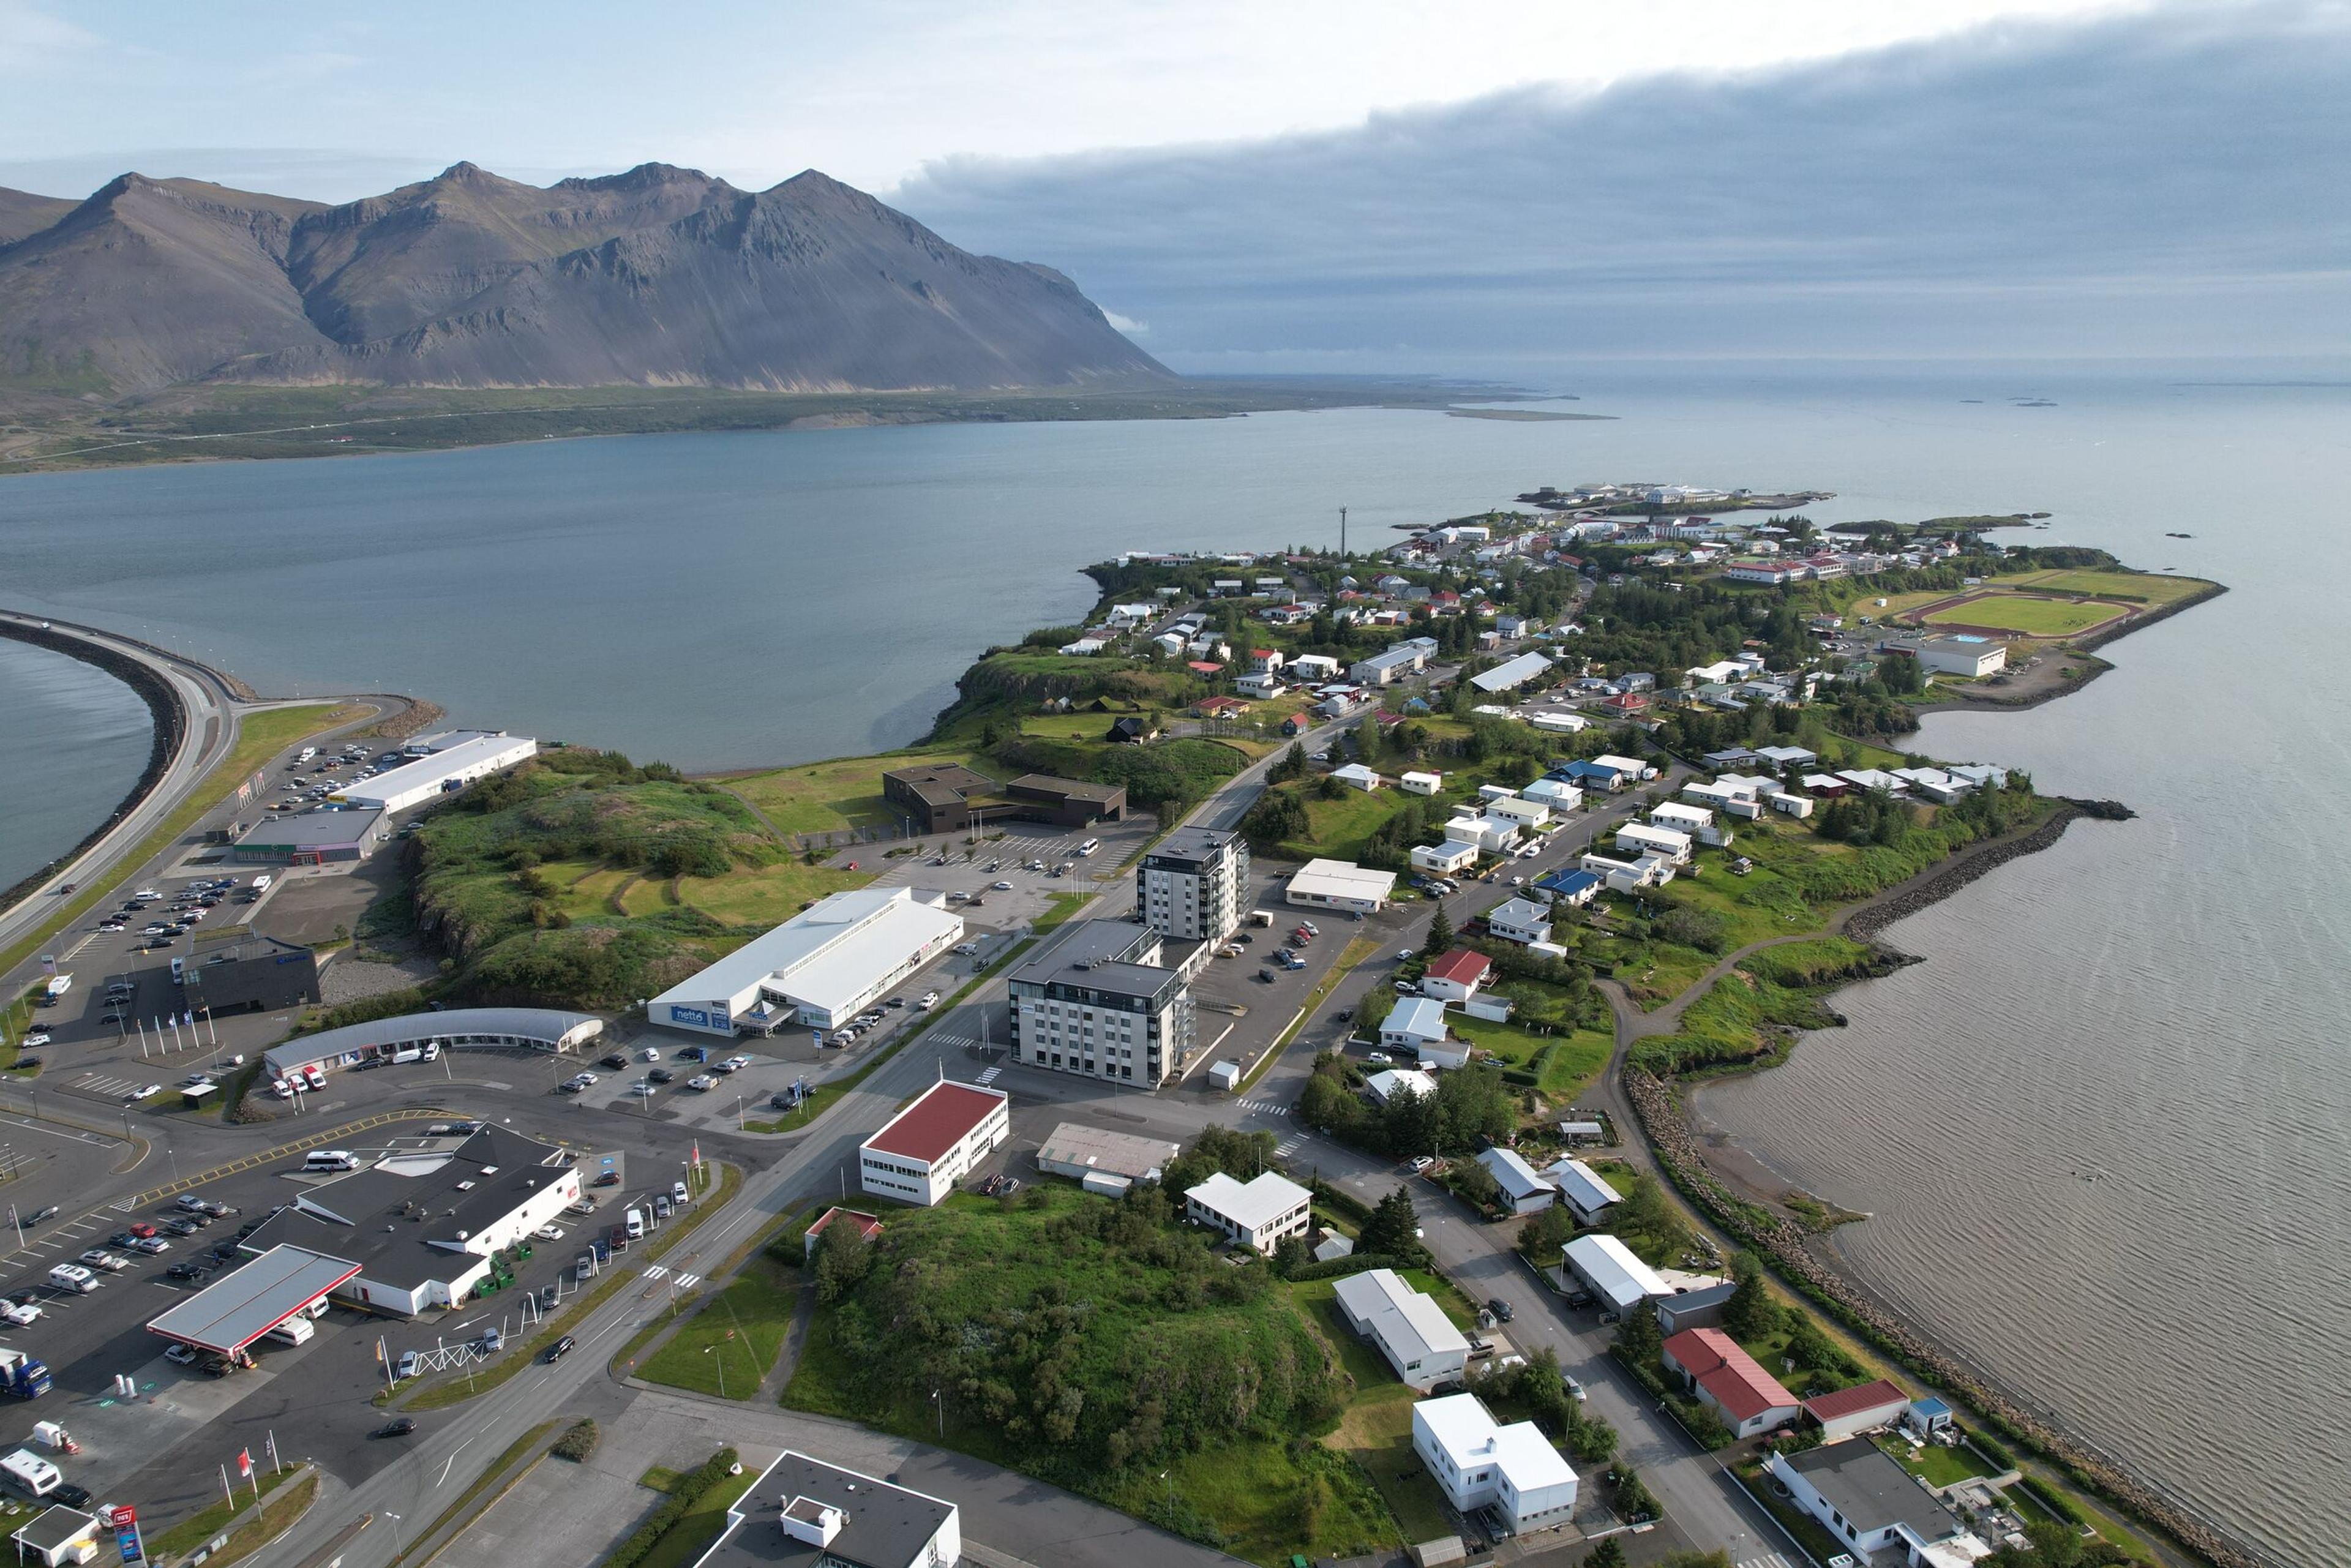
[1410,840,1480,875]
[1248,648,1286,673]
[1592,754,1657,781]
[1650,802,1731,848]
[1766,791,1815,819]
[1543,1159,1623,1226]
[860,1081,1012,1207]
[1365,1067,1438,1106]
[1330,763,1384,792]
[1766,1441,1980,1566]
[1235,672,1284,699]
[1380,996,1466,1067]
[1581,852,1671,893]
[1417,950,1491,1003]
[1289,653,1342,681]
[1400,770,1444,796]
[1527,710,1589,735]
[1287,859,1397,912]
[1483,795,1550,830]
[1687,659,1746,685]
[1482,897,1553,945]
[1520,779,1583,812]
[1562,1233,1669,1315]
[1477,1147,1556,1215]
[1183,1171,1311,1253]
[1892,767,1972,804]
[1614,822,1693,865]
[1333,1269,1470,1391]
[1449,814,1521,854]
[1412,1394,1580,1537]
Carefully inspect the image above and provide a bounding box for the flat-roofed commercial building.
[859,1081,1011,1206]
[687,1452,960,1568]
[233,808,387,864]
[647,888,963,1037]
[261,1007,602,1081]
[881,765,1128,835]
[1007,920,1196,1086]
[1285,857,1397,913]
[183,931,321,1014]
[335,732,537,814]
[146,1244,360,1356]
[1035,1122,1180,1186]
[1137,827,1248,943]
[232,1125,582,1315]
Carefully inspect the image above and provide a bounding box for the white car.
[0,1300,43,1326]
[165,1343,200,1367]
[571,1071,599,1087]
[20,1032,49,1049]
[129,1237,170,1255]
[534,1225,566,1242]
[639,1047,661,1063]
[686,1075,718,1092]
[79,1250,127,1272]
[722,1055,752,1073]
[629,1082,656,1098]
[124,1084,162,1103]
[917,991,941,1010]
[992,880,1013,891]
[272,1079,296,1099]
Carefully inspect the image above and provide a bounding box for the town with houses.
[0,481,2198,1568]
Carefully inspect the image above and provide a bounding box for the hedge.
[1283,1252,1410,1284]
[2015,1474,2091,1527]
[604,1447,740,1568]
[1966,1428,2015,1471]
[552,1419,599,1463]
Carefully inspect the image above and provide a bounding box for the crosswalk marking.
[1236,1097,1290,1116]
[1274,1139,1303,1158]
[931,1034,976,1051]
[642,1264,668,1280]
[672,1273,701,1290]
[1738,1553,1793,1568]
[973,1067,1001,1086]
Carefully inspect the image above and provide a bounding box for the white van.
[302,1296,330,1319]
[265,1315,314,1346]
[390,1047,422,1065]
[624,1208,645,1240]
[0,1449,59,1499]
[304,1150,359,1172]
[296,748,317,763]
[1077,838,1100,857]
[249,874,274,893]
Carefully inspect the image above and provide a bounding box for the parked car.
[372,1419,417,1439]
[164,1343,199,1366]
[1486,1297,1515,1323]
[591,1172,621,1188]
[686,1075,718,1092]
[129,1236,170,1255]
[79,1250,127,1272]
[647,1068,675,1084]
[599,1052,630,1070]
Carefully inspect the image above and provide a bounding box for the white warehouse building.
[335,732,538,813]
[647,887,964,1037]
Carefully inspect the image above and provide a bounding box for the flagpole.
[220,1464,234,1513]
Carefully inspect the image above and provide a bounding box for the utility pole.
[1340,506,1348,558]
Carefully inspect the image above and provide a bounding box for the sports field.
[1920,593,2128,637]
[1998,567,2213,607]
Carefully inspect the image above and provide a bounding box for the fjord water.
[1,369,2345,1562]
[0,636,151,892]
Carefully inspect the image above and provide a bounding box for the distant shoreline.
[0,377,1555,476]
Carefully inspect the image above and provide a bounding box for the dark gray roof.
[1008,921,1185,1007]
[235,808,385,850]
[263,1007,599,1076]
[241,1125,571,1291]
[1660,1281,1738,1311]
[1785,1438,1963,1542]
[12,1507,96,1554]
[694,1452,954,1568]
[1144,827,1239,871]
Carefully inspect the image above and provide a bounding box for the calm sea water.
[2,369,2345,1562]
[0,637,152,891]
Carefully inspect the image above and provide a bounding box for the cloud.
[1100,309,1149,336]
[895,3,2351,362]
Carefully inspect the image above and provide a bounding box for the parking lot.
[837,816,1154,934]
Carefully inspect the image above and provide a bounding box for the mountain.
[0,163,1166,393]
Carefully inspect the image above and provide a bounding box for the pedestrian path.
[70,1071,152,1099]
[640,1264,704,1291]
[1235,1097,1291,1117]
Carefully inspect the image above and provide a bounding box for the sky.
[1,0,2341,366]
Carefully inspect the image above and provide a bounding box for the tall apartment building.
[1136,827,1249,943]
[1007,921,1196,1086]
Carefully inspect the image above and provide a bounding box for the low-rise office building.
[233,808,388,864]
[859,1081,1011,1207]
[1412,1392,1580,1536]
[1333,1268,1471,1391]
[260,1006,602,1082]
[1007,920,1196,1085]
[1286,858,1397,913]
[882,764,1127,833]
[335,732,537,814]
[647,888,964,1037]
[184,931,321,1014]
[688,1451,960,1568]
[1183,1171,1311,1253]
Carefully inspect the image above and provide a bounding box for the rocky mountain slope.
[0,163,1165,392]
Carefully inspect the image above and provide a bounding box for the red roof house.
[802,1207,884,1259]
[860,1081,1011,1206]
[1418,950,1491,1002]
[1662,1327,1801,1438]
[1801,1378,1913,1441]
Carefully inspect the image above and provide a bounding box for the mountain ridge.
[0,162,1166,394]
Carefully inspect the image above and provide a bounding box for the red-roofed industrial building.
[1662,1327,1801,1438]
[1802,1378,1913,1441]
[1417,950,1491,1003]
[859,1081,1011,1206]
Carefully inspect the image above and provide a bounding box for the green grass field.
[723,746,989,838]
[2000,566,2215,606]
[637,1256,798,1398]
[1922,595,2126,637]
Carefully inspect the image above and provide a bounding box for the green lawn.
[637,1256,798,1399]
[635,1468,762,1568]
[1287,1279,1460,1545]
[2000,566,2214,607]
[1442,1013,1612,1098]
[1921,595,2123,637]
[1879,1431,1997,1487]
[723,746,989,838]
[1278,786,1416,862]
[146,1466,307,1556]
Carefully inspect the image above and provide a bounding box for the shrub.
[604,1447,740,1568]
[550,1419,599,1463]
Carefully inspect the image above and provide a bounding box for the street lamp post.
[384,1510,403,1566]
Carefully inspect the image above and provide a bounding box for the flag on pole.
[236,1448,253,1480]
[690,1140,702,1170]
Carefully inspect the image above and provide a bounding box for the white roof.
[1839,768,1906,791]
[1471,651,1554,692]
[1616,823,1692,853]
[1592,754,1650,775]
[1651,803,1712,828]
[1564,1233,1669,1310]
[648,888,962,1018]
[1366,1068,1436,1102]
[1527,711,1588,732]
[1331,764,1383,786]
[1477,1147,1553,1201]
[1335,1269,1469,1362]
[342,733,534,805]
[1522,778,1581,803]
[1384,996,1450,1042]
[1755,745,1817,763]
[1289,859,1398,902]
[1185,1170,1310,1232]
[1717,771,1779,796]
[1486,897,1551,930]
[1400,771,1443,787]
[1543,1160,1622,1214]
[1413,1394,1578,1493]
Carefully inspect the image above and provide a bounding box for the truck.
[296,747,316,764]
[39,975,70,1003]
[0,1350,51,1401]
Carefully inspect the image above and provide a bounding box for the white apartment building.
[1007,921,1196,1086]
[1412,1393,1580,1536]
[1183,1171,1311,1253]
[1136,827,1249,943]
